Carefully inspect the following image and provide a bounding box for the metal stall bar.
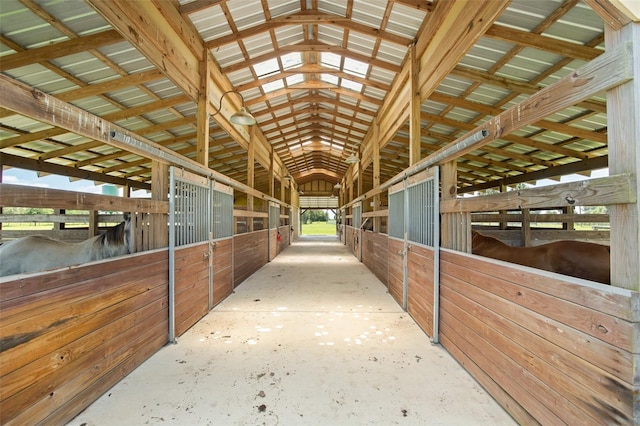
[402,178,409,311]
[168,167,176,343]
[269,201,280,261]
[433,167,440,343]
[353,202,362,261]
[208,180,215,310]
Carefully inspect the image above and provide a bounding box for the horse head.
[471,230,498,255]
[95,213,134,257]
[471,230,482,254]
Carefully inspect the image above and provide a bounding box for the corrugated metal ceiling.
[0,0,613,195]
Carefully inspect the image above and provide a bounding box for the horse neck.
[474,233,519,259]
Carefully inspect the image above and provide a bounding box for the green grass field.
[301,221,337,235]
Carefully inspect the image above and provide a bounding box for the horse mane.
[96,221,125,246]
[92,215,132,256]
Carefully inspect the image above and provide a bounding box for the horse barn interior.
[1,0,640,423]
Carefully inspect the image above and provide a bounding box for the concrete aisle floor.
[69,236,516,426]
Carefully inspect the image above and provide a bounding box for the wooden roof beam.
[450,65,607,113]
[205,11,412,50]
[244,84,383,107]
[484,24,603,61]
[584,0,637,30]
[222,41,402,74]
[234,66,392,92]
[0,30,123,72]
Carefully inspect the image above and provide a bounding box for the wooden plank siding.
[269,228,278,261]
[387,238,404,306]
[406,245,434,338]
[174,242,209,337]
[362,231,389,286]
[438,249,638,425]
[0,250,169,425]
[233,230,268,287]
[277,225,290,254]
[212,238,233,307]
[345,226,354,253]
[345,226,360,259]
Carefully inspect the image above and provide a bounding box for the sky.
[525,167,609,188]
[2,168,151,197]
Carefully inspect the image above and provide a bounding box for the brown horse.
[471,230,610,284]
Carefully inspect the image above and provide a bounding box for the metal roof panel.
[386,3,426,38]
[227,0,267,31]
[317,0,349,17]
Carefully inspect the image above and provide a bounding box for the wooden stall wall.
[406,245,435,338]
[277,225,290,254]
[233,230,268,287]
[0,250,169,425]
[362,231,389,287]
[345,226,361,259]
[269,228,278,261]
[174,242,210,337]
[439,249,638,425]
[387,238,404,306]
[345,226,355,253]
[212,238,234,307]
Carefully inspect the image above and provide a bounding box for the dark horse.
[0,214,133,277]
[471,230,610,284]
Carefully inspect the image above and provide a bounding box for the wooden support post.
[196,51,211,166]
[440,161,469,251]
[279,178,285,226]
[151,161,169,250]
[348,172,354,206]
[54,209,64,231]
[521,208,531,246]
[499,183,508,230]
[357,161,363,200]
[269,148,275,198]
[606,22,640,291]
[247,127,255,232]
[562,206,575,230]
[88,210,99,237]
[373,124,381,232]
[409,43,421,166]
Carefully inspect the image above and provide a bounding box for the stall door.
[387,167,440,342]
[169,168,212,341]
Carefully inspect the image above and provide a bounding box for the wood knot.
[596,324,609,334]
[31,88,44,100]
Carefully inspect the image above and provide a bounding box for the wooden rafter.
[0,0,617,197]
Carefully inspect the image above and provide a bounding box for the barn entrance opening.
[299,196,339,236]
